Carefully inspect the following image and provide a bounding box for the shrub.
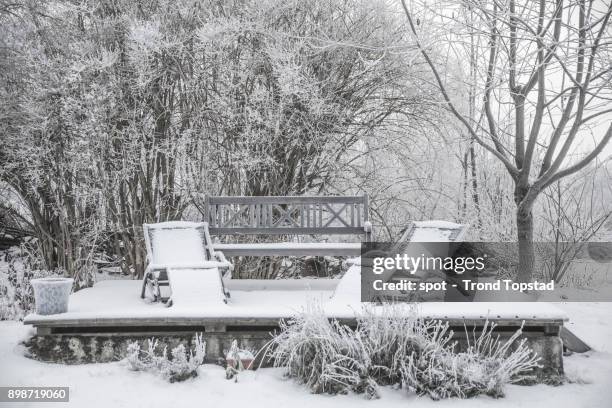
[125,334,206,382]
[400,321,540,399]
[357,305,453,386]
[0,247,62,320]
[268,306,379,398]
[266,305,540,400]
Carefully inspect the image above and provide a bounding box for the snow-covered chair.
[331,220,468,303]
[141,221,232,305]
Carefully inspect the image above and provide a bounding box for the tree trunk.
[469,141,482,230]
[516,208,535,283]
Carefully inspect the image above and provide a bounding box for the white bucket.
[31,278,74,315]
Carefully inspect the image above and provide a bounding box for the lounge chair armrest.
[213,251,234,271]
[144,265,166,275]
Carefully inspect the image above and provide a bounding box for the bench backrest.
[205,195,370,238]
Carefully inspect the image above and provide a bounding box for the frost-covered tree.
[1,0,438,278]
[402,0,612,282]
[0,1,104,283]
[187,0,433,197]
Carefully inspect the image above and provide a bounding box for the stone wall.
[24,328,563,383]
[24,331,274,366]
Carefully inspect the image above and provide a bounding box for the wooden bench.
[204,195,372,257]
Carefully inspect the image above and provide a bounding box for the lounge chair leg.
[153,278,161,301]
[141,273,160,302]
[140,277,148,299]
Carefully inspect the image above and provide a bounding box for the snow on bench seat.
[224,278,339,291]
[214,242,362,256]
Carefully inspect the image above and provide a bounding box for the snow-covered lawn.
[0,302,611,408]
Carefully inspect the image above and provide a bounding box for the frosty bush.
[400,321,541,399]
[357,306,453,387]
[267,306,379,398]
[267,305,540,400]
[0,247,62,320]
[125,334,206,383]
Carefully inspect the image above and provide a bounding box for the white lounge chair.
[331,220,469,303]
[141,221,232,305]
[398,220,468,242]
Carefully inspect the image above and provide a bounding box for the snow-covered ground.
[2,248,611,407]
[0,302,611,408]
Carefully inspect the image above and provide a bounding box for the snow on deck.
[23,279,568,326]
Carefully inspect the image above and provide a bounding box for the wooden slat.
[210,204,217,227]
[261,203,266,227]
[300,205,304,227]
[268,204,272,227]
[317,203,323,227]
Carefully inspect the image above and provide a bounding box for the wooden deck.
[22,280,567,373]
[24,280,567,336]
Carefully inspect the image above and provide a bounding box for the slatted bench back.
[205,196,370,238]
